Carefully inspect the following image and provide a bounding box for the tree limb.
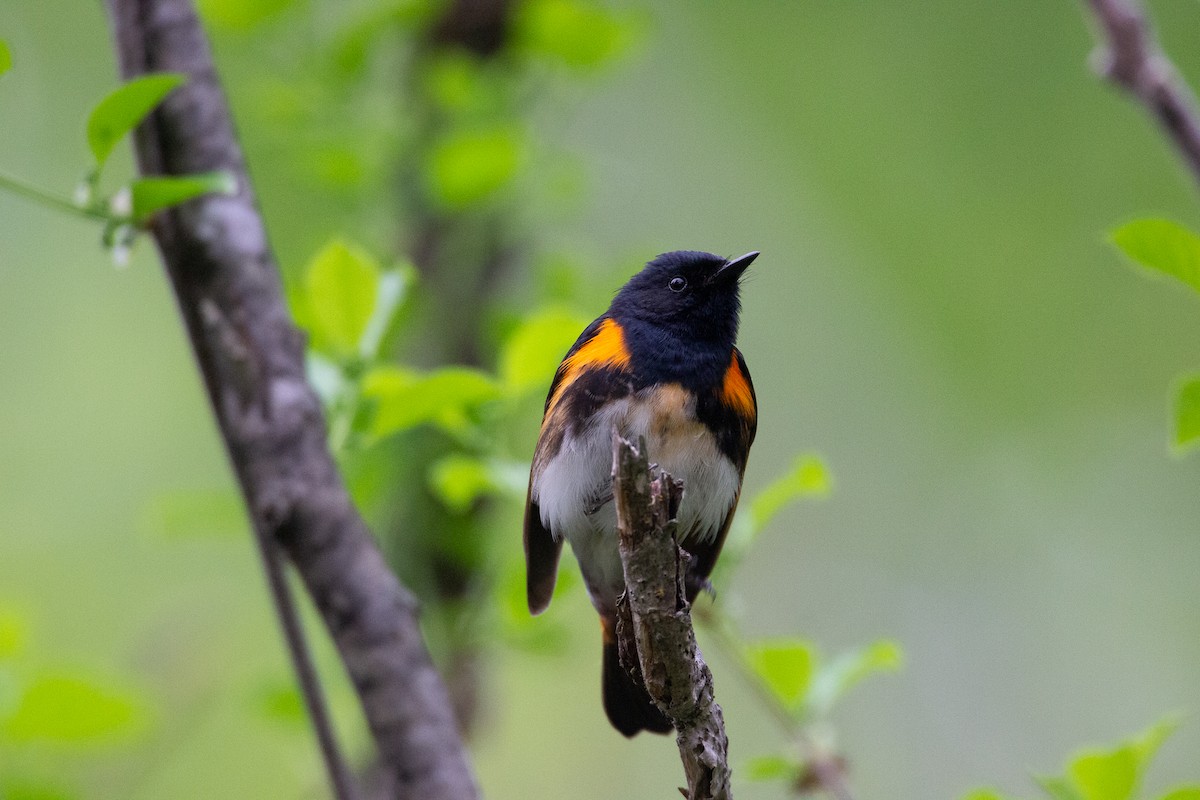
[611,433,732,800]
[1083,0,1200,184]
[101,3,479,798]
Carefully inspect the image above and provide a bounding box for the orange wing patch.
[545,318,631,417]
[720,351,755,418]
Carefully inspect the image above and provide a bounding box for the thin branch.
[1084,0,1200,184]
[699,609,855,800]
[255,536,359,800]
[0,172,110,222]
[611,433,732,800]
[101,3,480,799]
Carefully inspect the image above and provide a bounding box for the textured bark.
[102,3,480,799]
[612,434,732,800]
[1084,0,1200,184]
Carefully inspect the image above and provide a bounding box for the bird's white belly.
[530,385,740,614]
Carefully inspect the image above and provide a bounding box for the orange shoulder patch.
[720,351,755,418]
[545,318,631,416]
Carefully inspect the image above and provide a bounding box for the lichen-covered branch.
[611,433,732,800]
[102,2,479,798]
[1083,0,1200,185]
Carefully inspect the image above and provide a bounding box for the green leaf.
[1068,748,1137,800]
[87,73,186,167]
[427,126,522,209]
[961,790,1012,800]
[130,172,236,222]
[515,0,639,69]
[2,674,146,744]
[140,488,247,539]
[1130,716,1180,767]
[252,680,306,729]
[806,639,903,717]
[0,608,25,659]
[1111,218,1200,295]
[429,455,497,513]
[744,754,799,782]
[750,453,832,531]
[1174,375,1200,451]
[363,366,501,438]
[198,0,297,29]
[1038,775,1084,800]
[500,307,591,392]
[303,239,382,358]
[1160,788,1200,800]
[0,40,12,76]
[745,638,814,711]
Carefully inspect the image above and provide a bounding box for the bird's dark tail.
[601,620,672,737]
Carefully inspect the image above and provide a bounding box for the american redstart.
[524,250,758,736]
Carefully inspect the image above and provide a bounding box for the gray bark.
[101,3,480,798]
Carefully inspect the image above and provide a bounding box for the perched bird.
[524,250,759,736]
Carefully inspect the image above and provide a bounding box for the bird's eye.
[668,276,687,292]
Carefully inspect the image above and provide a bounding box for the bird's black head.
[609,250,757,345]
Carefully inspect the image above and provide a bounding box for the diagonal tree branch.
[1083,0,1200,185]
[101,2,479,799]
[611,433,732,800]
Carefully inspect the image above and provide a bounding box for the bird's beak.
[714,251,759,284]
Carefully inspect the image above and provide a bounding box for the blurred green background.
[2,1,1200,798]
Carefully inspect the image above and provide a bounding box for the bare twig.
[611,433,732,800]
[1084,0,1200,184]
[102,3,479,799]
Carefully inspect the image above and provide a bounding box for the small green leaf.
[0,40,12,76]
[253,680,306,728]
[429,455,497,513]
[2,674,146,744]
[806,639,903,717]
[0,608,25,659]
[198,0,297,29]
[131,171,236,222]
[961,790,1012,800]
[744,754,799,782]
[1111,218,1200,295]
[87,73,186,167]
[515,0,639,69]
[745,638,814,711]
[1160,788,1200,800]
[750,453,832,532]
[1069,748,1138,800]
[304,240,382,358]
[1038,775,1085,800]
[1130,716,1181,768]
[1174,375,1200,450]
[500,307,591,392]
[363,366,500,438]
[427,127,522,209]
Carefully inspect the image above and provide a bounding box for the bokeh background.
[2,1,1199,798]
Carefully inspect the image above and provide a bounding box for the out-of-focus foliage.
[963,719,1199,800]
[5,1,1200,799]
[1112,218,1200,450]
[86,74,185,168]
[0,608,152,798]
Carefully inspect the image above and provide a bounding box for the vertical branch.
[102,2,480,799]
[1083,0,1200,185]
[612,433,732,800]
